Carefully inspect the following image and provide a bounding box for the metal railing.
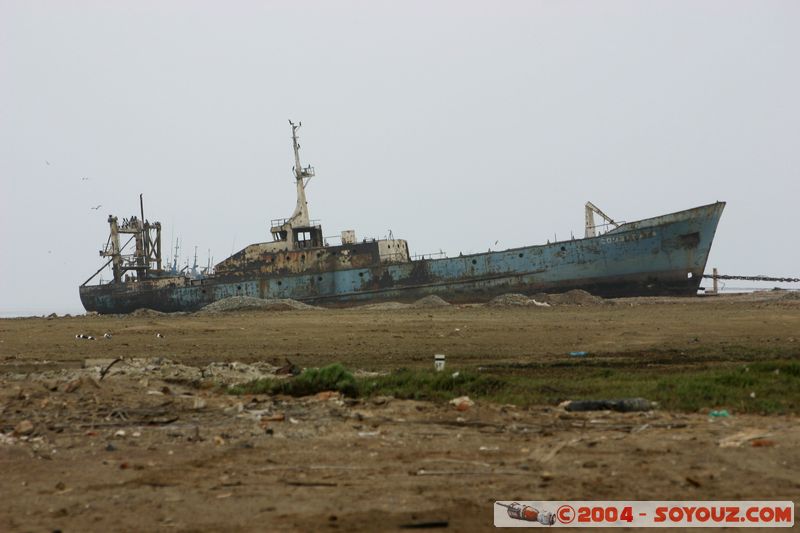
[270,218,321,228]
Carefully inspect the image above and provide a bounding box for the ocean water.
[0,308,85,319]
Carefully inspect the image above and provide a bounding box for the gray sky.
[1,0,798,315]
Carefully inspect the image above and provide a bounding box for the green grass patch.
[229,360,800,414]
[229,363,357,397]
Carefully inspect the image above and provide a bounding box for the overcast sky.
[1,0,798,315]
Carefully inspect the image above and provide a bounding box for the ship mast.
[270,120,320,248]
[288,120,315,227]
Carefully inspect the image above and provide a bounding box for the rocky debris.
[410,295,451,309]
[486,290,600,307]
[83,357,281,386]
[487,294,551,307]
[488,293,532,307]
[564,398,654,412]
[64,376,100,393]
[13,419,34,436]
[198,296,320,313]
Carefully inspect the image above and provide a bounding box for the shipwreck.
[79,121,725,313]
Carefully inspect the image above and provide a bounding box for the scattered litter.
[156,333,164,338]
[103,333,112,339]
[434,354,446,372]
[357,431,380,438]
[709,410,730,418]
[479,446,499,452]
[569,351,588,357]
[192,398,207,410]
[719,429,769,448]
[564,398,653,412]
[751,439,776,447]
[399,519,450,529]
[99,357,124,381]
[276,358,301,376]
[449,396,474,411]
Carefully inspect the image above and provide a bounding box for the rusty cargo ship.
[79,122,725,314]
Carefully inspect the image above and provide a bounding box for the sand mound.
[532,289,603,306]
[410,295,451,308]
[199,296,319,313]
[130,308,167,317]
[355,302,411,311]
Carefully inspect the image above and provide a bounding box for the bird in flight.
[91,205,102,210]
[45,160,51,166]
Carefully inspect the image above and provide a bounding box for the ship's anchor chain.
[703,274,800,283]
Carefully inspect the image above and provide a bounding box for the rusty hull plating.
[79,123,726,314]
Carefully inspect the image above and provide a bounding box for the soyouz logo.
[494,501,795,528]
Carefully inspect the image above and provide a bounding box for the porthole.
[471,259,477,265]
[560,246,566,252]
[277,281,282,286]
[358,272,364,277]
[318,276,323,281]
[518,253,524,258]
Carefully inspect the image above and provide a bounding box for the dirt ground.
[1,292,799,531]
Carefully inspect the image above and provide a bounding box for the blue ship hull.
[79,202,725,313]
